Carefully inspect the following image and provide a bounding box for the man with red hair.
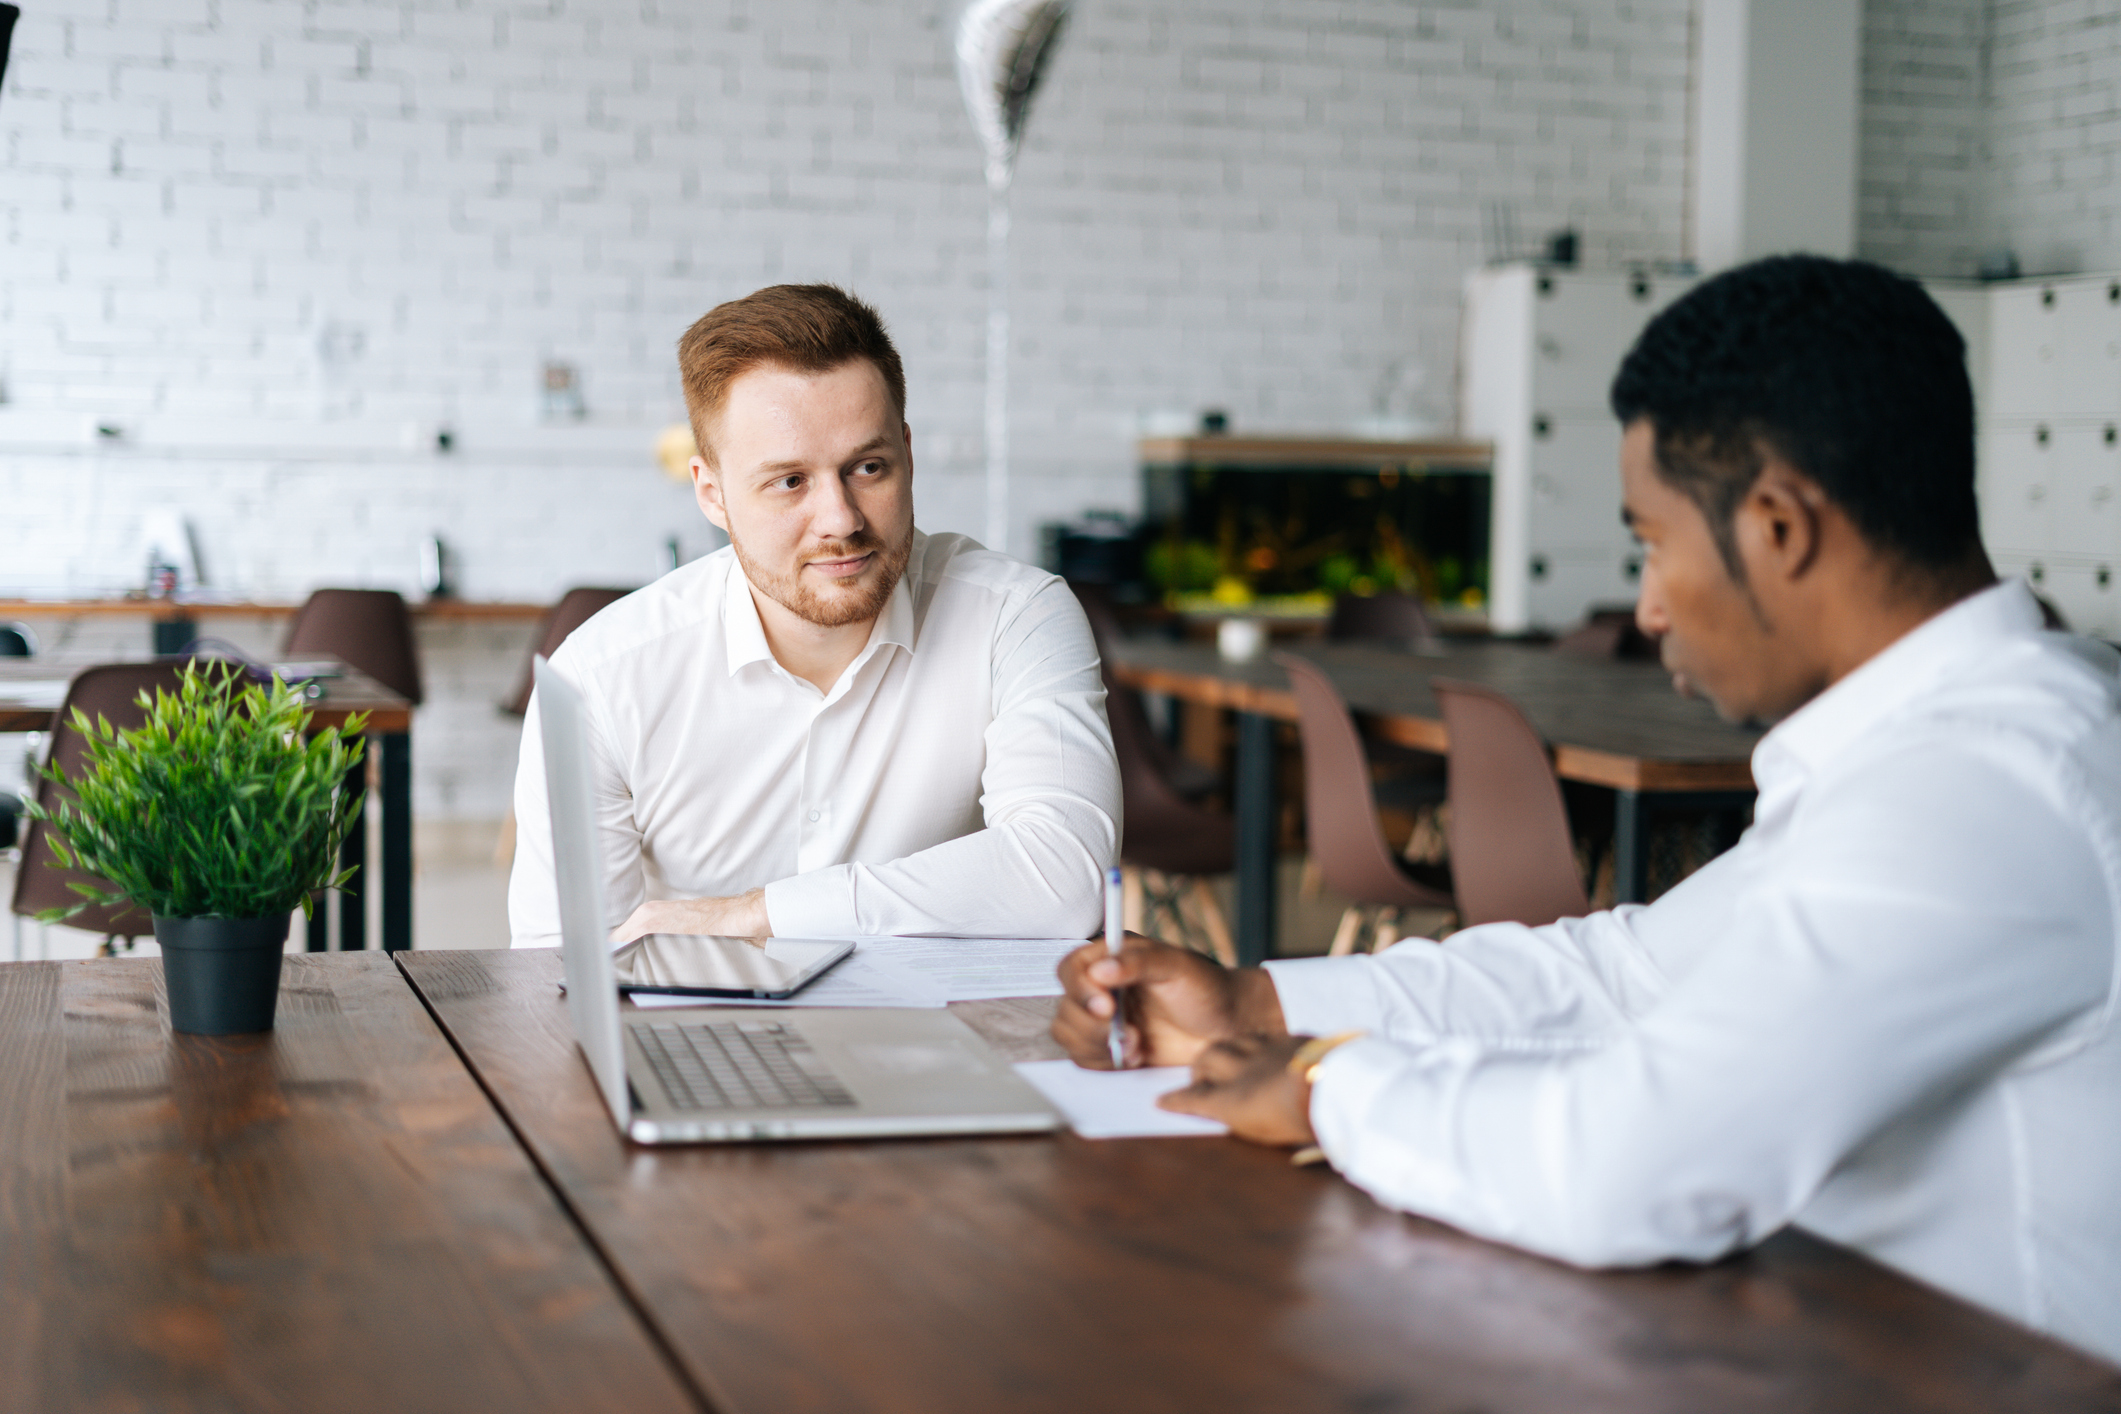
[509,283,1118,946]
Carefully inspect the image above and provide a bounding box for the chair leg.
[1122,866,1146,934]
[1328,906,1365,957]
[1189,879,1237,968]
[1298,856,1323,902]
[1372,907,1401,954]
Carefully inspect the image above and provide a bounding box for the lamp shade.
[954,0,1071,189]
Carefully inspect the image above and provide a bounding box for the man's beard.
[729,525,913,629]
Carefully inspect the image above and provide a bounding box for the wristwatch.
[1286,1030,1366,1087]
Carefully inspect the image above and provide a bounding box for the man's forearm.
[613,888,771,943]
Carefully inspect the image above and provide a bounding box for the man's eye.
[776,475,804,491]
[853,460,885,477]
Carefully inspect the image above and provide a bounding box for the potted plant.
[27,662,368,1034]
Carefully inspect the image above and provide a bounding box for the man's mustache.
[805,533,887,563]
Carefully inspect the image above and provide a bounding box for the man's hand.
[612,889,770,944]
[1158,1032,1317,1147]
[1052,933,1285,1070]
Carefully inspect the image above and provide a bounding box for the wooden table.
[0,597,552,656]
[0,952,701,1413]
[1107,639,1763,962]
[0,658,418,953]
[391,947,2121,1414]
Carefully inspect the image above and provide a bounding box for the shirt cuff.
[1263,955,1395,1037]
[763,869,856,938]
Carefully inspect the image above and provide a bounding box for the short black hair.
[1609,255,1980,579]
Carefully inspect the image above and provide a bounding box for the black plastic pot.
[154,914,289,1035]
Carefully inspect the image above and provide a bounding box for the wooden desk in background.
[0,658,418,952]
[0,597,552,655]
[1106,640,1763,963]
[395,947,2121,1414]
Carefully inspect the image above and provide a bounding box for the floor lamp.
[954,0,1071,556]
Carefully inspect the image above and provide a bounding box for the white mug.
[1217,617,1267,663]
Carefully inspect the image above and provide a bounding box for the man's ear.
[692,456,729,532]
[1736,457,1826,585]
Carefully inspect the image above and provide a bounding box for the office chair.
[1068,580,1219,802]
[283,589,424,705]
[1277,653,1454,954]
[10,662,198,958]
[1431,678,1590,929]
[1327,590,1440,653]
[501,587,635,716]
[0,622,35,656]
[1104,661,1237,966]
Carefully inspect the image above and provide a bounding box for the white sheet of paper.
[1012,1059,1229,1139]
[856,935,1084,1001]
[626,953,944,1010]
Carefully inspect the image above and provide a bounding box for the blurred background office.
[2,0,2114,953]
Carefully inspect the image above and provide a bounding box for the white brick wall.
[1857,0,1991,277]
[1857,0,2121,280]
[3,0,1694,601]
[1989,0,2121,275]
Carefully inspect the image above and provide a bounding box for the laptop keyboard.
[634,1019,858,1112]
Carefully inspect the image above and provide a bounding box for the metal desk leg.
[381,731,413,953]
[1614,789,1649,905]
[340,770,368,952]
[1233,711,1278,967]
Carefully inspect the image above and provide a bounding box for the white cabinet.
[1459,266,2121,638]
[1977,422,2055,556]
[2051,422,2121,560]
[1991,277,2121,422]
[1971,272,2121,638]
[1462,264,1695,632]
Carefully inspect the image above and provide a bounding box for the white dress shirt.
[1266,580,2121,1362]
[508,531,1120,945]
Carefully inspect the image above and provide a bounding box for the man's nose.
[1635,565,1670,638]
[806,471,866,539]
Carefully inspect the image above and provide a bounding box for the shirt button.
[807,810,820,822]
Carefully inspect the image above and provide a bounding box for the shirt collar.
[1752,578,2044,787]
[719,533,922,678]
[721,552,777,675]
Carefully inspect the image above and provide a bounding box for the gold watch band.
[1286,1030,1366,1086]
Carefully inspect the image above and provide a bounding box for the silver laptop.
[533,656,1062,1144]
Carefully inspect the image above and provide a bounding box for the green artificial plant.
[27,662,368,922]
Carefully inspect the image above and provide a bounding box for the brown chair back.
[283,589,424,705]
[1103,663,1234,878]
[1432,678,1590,928]
[1328,591,1437,652]
[1277,653,1451,911]
[11,661,198,939]
[501,587,635,716]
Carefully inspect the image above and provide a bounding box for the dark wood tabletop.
[0,656,413,734]
[0,952,700,1413]
[397,947,2121,1414]
[1108,638,1762,792]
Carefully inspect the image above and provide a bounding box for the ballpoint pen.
[1104,865,1126,1068]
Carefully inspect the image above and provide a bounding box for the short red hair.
[677,284,907,468]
